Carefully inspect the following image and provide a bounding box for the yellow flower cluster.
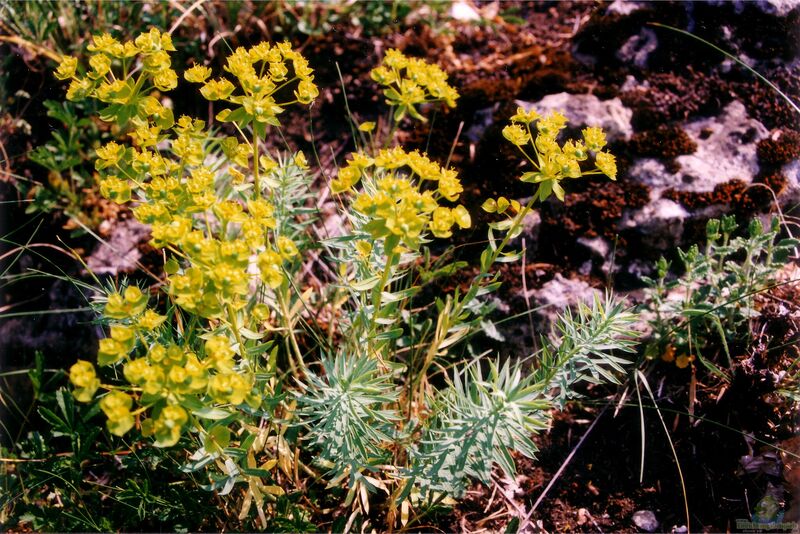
[500,107,617,202]
[332,148,470,247]
[168,228,267,318]
[92,129,295,321]
[57,36,320,448]
[69,360,100,402]
[370,49,459,122]
[185,41,319,129]
[69,285,260,446]
[55,28,177,129]
[100,391,135,436]
[80,141,301,439]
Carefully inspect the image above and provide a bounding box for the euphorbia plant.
[56,35,635,529]
[57,30,317,451]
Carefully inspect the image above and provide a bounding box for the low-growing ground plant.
[643,215,798,378]
[4,28,637,531]
[22,99,107,224]
[1,371,223,532]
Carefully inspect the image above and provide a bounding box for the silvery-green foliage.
[539,293,638,409]
[268,153,318,243]
[295,354,401,484]
[410,294,637,497]
[410,358,551,497]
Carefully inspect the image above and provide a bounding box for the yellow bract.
[65,78,92,100]
[503,108,618,201]
[200,78,235,101]
[184,64,212,84]
[87,33,124,56]
[595,151,617,180]
[370,48,459,122]
[99,391,134,436]
[99,176,131,204]
[138,309,167,330]
[69,360,100,402]
[54,56,78,80]
[582,126,607,151]
[150,405,188,447]
[95,141,125,169]
[337,147,470,248]
[502,124,530,146]
[195,41,318,128]
[105,286,148,320]
[257,249,285,289]
[510,107,540,124]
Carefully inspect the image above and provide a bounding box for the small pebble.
[632,510,660,532]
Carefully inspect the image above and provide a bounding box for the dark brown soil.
[630,125,698,159]
[758,129,800,166]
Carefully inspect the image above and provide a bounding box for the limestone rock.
[673,100,768,191]
[632,510,660,533]
[628,100,768,195]
[780,158,800,207]
[86,218,151,275]
[709,0,800,16]
[621,100,773,251]
[577,236,613,275]
[621,198,689,251]
[605,0,649,16]
[516,93,634,141]
[529,273,601,335]
[617,28,658,69]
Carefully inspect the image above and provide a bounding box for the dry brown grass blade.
[0,35,60,63]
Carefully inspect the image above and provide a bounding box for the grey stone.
[622,100,772,251]
[780,159,800,208]
[605,0,649,15]
[627,158,675,192]
[86,218,151,275]
[632,510,660,532]
[516,93,634,141]
[449,0,481,21]
[577,236,613,275]
[617,28,658,69]
[628,100,768,195]
[621,198,689,251]
[520,209,541,247]
[577,236,611,260]
[673,101,768,191]
[496,272,602,353]
[624,258,657,285]
[508,208,542,258]
[529,273,601,336]
[465,105,498,143]
[709,0,800,16]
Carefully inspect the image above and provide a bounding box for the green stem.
[410,196,539,418]
[486,195,537,268]
[384,106,400,149]
[253,130,260,199]
[370,237,398,335]
[226,303,247,360]
[278,289,305,374]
